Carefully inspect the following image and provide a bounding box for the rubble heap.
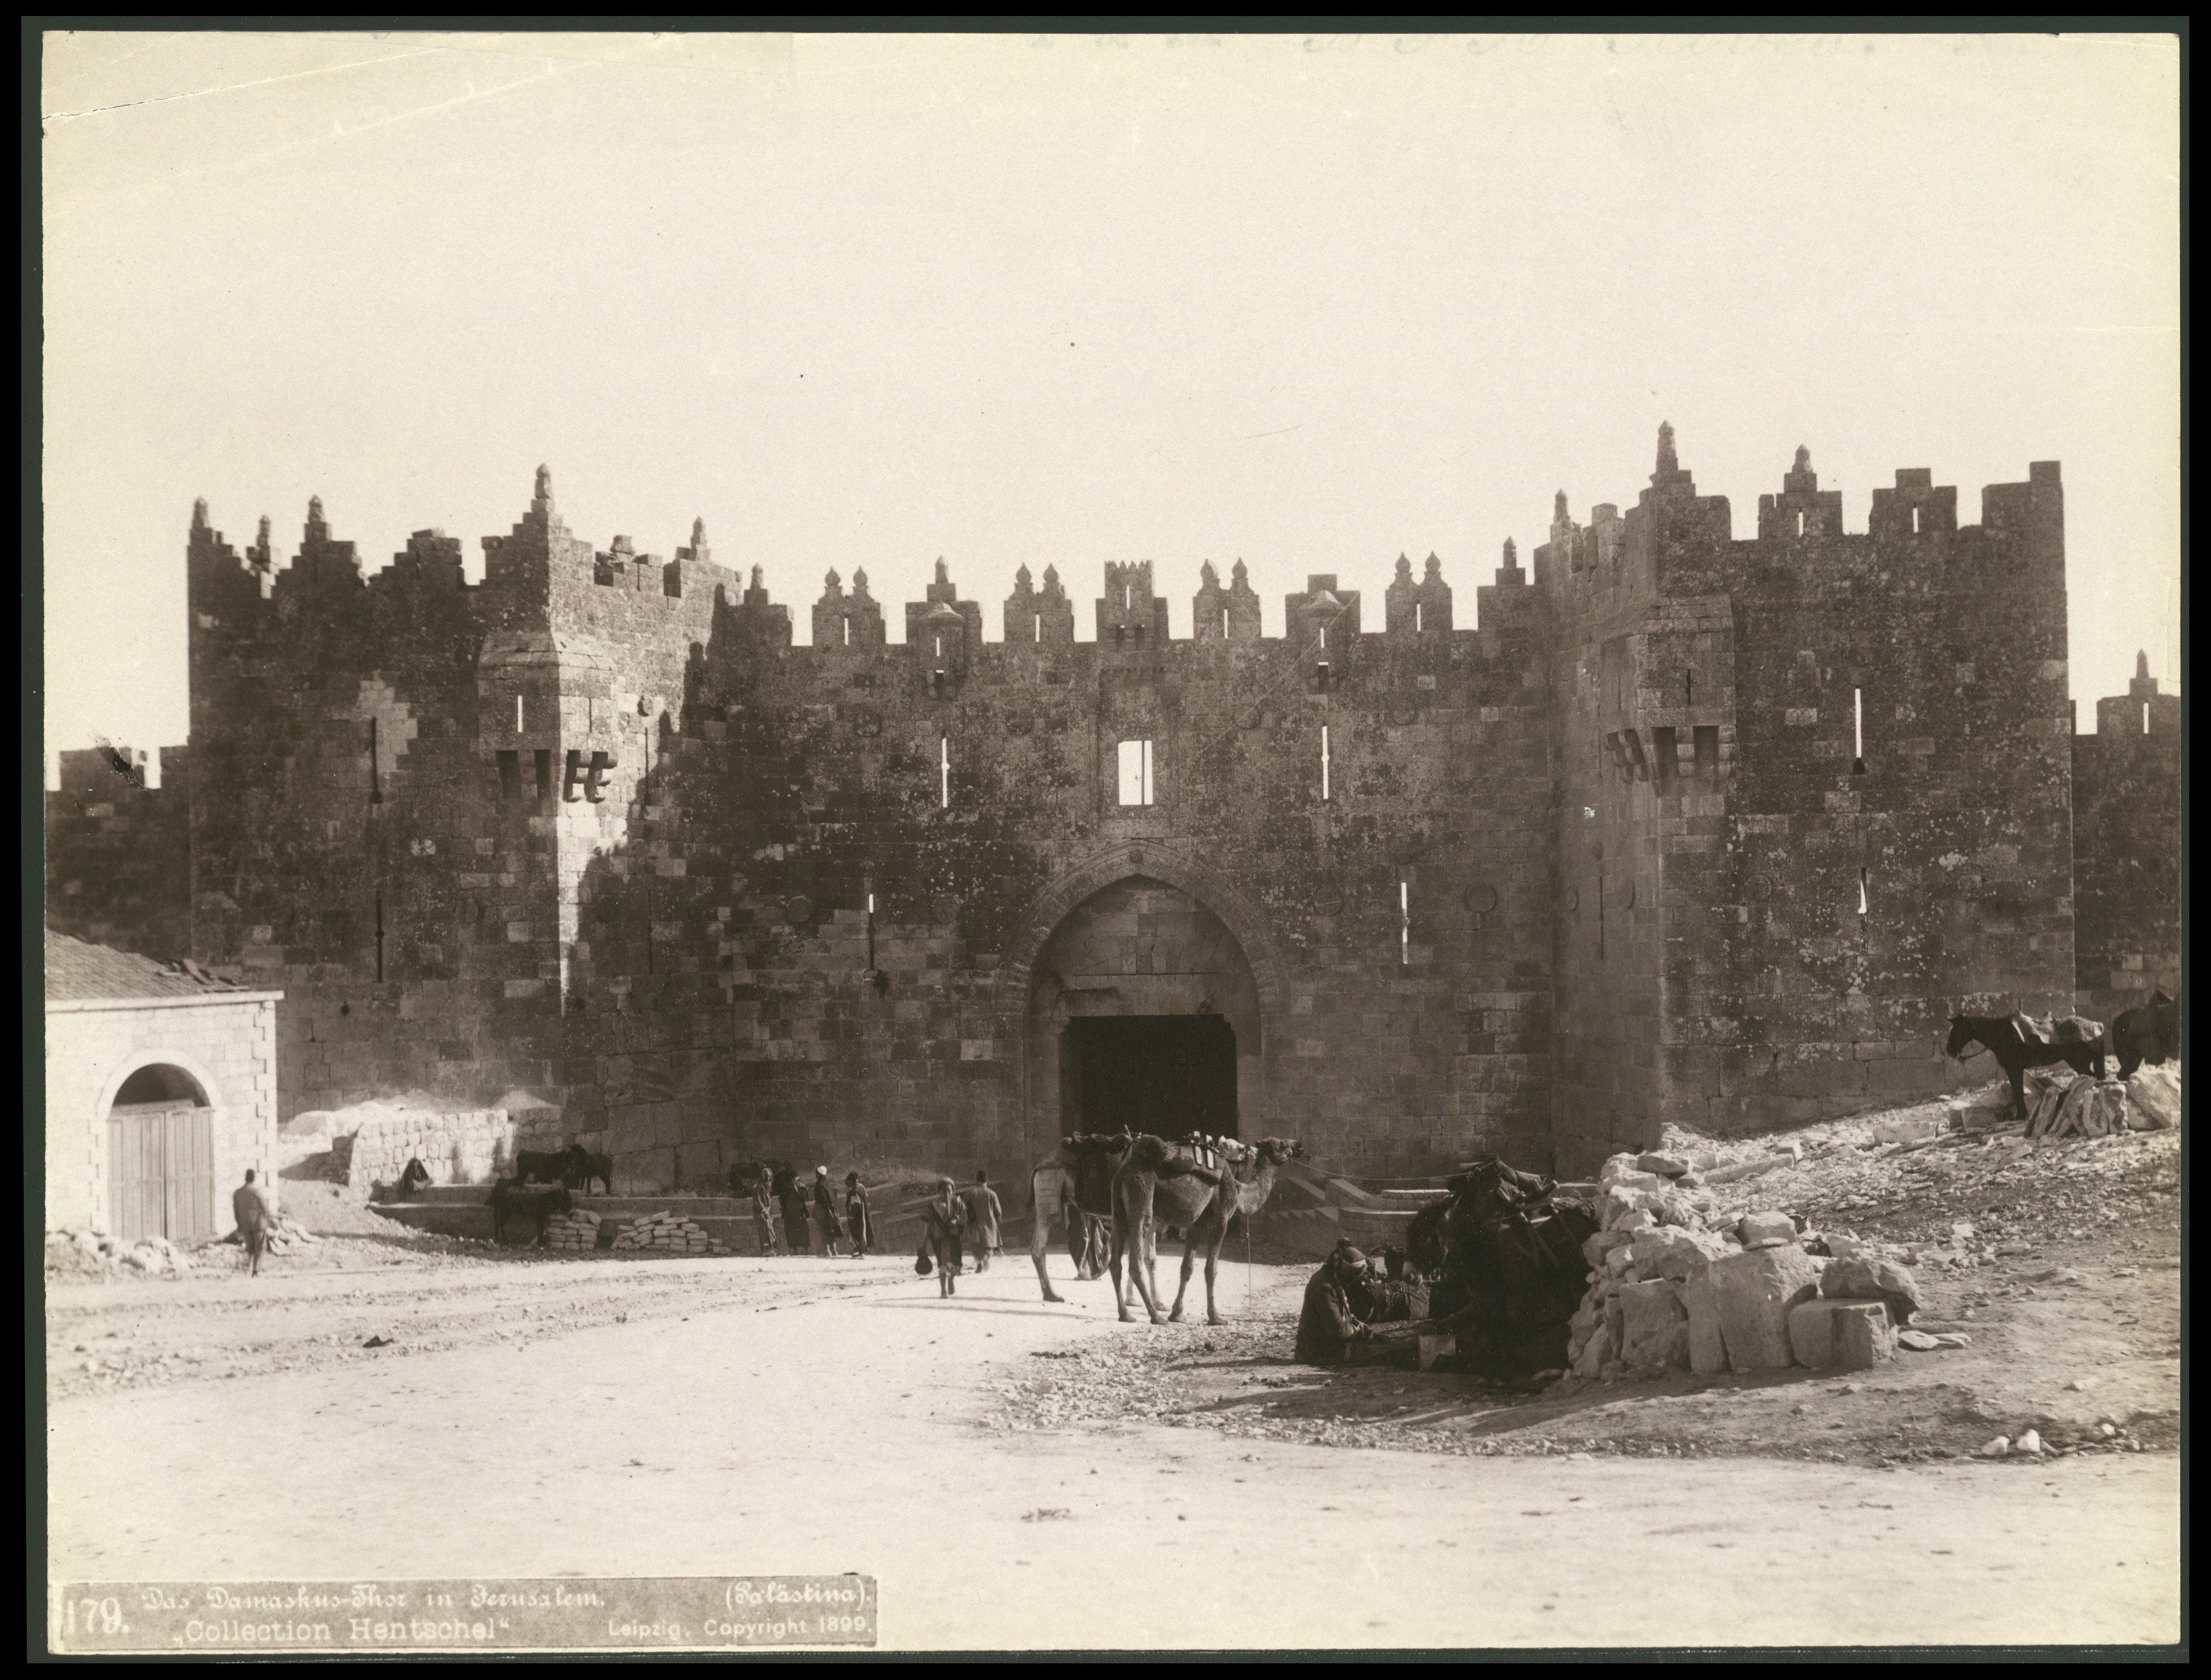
[609,1211,725,1255]
[46,1224,202,1279]
[1563,1148,1928,1385]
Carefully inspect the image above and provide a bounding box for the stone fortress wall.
[44,430,2179,1183]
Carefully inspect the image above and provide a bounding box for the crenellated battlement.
[130,427,2144,1187]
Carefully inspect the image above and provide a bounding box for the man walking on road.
[232,1169,275,1277]
[960,1169,1003,1272]
[921,1178,966,1297]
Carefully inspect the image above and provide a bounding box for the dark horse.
[1946,1014,2107,1123]
[2110,989,2180,1080]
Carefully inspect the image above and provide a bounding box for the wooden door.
[108,1104,216,1242]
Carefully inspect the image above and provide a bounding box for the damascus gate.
[44,429,2179,1186]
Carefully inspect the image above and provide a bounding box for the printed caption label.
[51,1577,877,1652]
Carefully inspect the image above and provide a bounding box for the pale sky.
[40,30,2181,779]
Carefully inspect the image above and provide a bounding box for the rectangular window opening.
[1114,626,1126,650]
[1911,505,1922,534]
[1033,613,1042,641]
[1794,510,1806,538]
[1691,725,1720,776]
[1858,867,1870,917]
[939,734,950,809]
[373,892,385,983]
[561,748,584,802]
[1117,739,1155,807]
[496,750,521,801]
[1652,725,1679,782]
[1319,625,1328,649]
[1852,687,1867,774]
[515,693,525,733]
[2142,701,2150,735]
[1320,725,1332,802]
[1316,661,1331,692]
[1123,584,1131,609]
[1685,669,1694,707]
[1399,878,1410,966]
[534,749,553,800]
[1219,607,1228,638]
[1414,602,1423,633]
[935,634,943,657]
[843,616,851,646]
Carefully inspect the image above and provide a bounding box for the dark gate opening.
[1062,1015,1237,1139]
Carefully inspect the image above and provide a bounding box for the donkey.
[2110,989,2180,1080]
[1946,1012,2107,1123]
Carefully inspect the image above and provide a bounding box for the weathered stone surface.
[1628,1225,1732,1282]
[1582,1227,1636,1268]
[1704,1156,1787,1187]
[53,445,2149,1191]
[1634,1152,1690,1178]
[1737,1210,1796,1246]
[1788,1298,1893,1369]
[1617,1278,1691,1374]
[1820,1255,1925,1325]
[1707,1243,1824,1372]
[2126,1064,2180,1131]
[1571,1321,1616,1379]
[1681,1272,1728,1374]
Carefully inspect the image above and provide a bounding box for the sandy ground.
[45,1248,2179,1651]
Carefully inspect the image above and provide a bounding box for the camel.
[1027,1131,1164,1303]
[1108,1134,1303,1326]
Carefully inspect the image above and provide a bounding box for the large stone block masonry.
[1787,1298,1895,1370]
[124,438,2119,1186]
[1706,1243,1824,1373]
[1617,1278,1691,1375]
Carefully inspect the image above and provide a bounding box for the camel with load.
[1028,1131,1164,1303]
[1108,1135,1303,1325]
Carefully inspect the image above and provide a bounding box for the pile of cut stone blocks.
[610,1211,725,1255]
[1565,1150,1922,1382]
[543,1208,602,1252]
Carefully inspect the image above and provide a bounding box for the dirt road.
[46,1254,2178,1650]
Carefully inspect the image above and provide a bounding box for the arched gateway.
[1000,844,1283,1160]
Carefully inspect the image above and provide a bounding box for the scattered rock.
[1738,1211,1796,1247]
[1978,1436,2012,1458]
[1635,1153,1690,1178]
[1895,1329,1942,1352]
[2066,1377,2099,1392]
[2124,1064,2179,1131]
[1819,1255,1924,1325]
[1872,1114,1945,1145]
[2015,1429,2044,1456]
[362,1334,393,1348]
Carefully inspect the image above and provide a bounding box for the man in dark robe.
[772,1164,809,1255]
[1296,1243,1421,1368]
[809,1166,847,1257]
[920,1178,965,1297]
[843,1171,872,1256]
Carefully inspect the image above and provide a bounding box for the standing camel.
[1108,1135,1303,1326]
[1027,1131,1163,1303]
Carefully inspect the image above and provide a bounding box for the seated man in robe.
[1295,1243,1424,1368]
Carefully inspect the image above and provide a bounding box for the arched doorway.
[1024,876,1264,1146]
[108,1064,216,1243]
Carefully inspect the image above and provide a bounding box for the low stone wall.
[344,1107,568,1200]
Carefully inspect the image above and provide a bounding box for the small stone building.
[44,929,282,1241]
